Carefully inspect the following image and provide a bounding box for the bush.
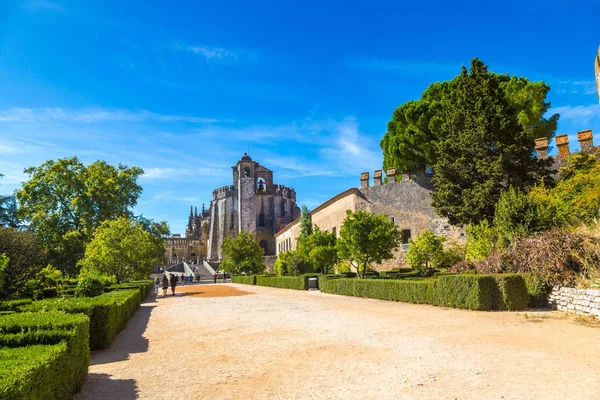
[109,280,153,299]
[491,274,530,311]
[232,275,257,285]
[523,273,549,307]
[22,289,141,349]
[40,288,58,299]
[321,278,435,304]
[320,274,530,311]
[433,275,496,310]
[0,299,32,312]
[75,276,106,297]
[0,311,89,399]
[251,274,317,290]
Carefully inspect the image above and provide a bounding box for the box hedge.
[22,288,142,349]
[0,311,90,399]
[320,274,529,311]
[0,299,32,312]
[109,280,153,299]
[232,275,257,285]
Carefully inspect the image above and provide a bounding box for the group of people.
[154,271,229,297]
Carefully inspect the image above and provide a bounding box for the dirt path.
[76,283,600,400]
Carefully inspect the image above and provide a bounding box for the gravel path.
[76,283,600,400]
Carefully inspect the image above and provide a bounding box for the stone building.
[275,168,466,271]
[165,205,210,265]
[534,129,596,167]
[205,153,300,260]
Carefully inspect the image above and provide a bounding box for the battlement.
[534,129,595,160]
[360,167,428,187]
[275,184,296,199]
[212,185,236,199]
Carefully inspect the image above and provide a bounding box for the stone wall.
[548,286,600,319]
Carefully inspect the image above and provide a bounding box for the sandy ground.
[75,283,600,400]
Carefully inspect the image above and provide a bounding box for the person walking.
[161,275,169,298]
[213,272,217,284]
[170,273,178,296]
[181,273,185,285]
[189,273,193,284]
[154,276,160,294]
[222,271,227,283]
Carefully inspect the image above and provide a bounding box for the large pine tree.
[430,59,553,225]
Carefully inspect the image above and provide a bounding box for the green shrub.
[22,289,141,349]
[75,276,106,297]
[251,275,316,290]
[109,280,153,299]
[0,299,32,312]
[232,275,256,285]
[491,274,529,310]
[0,311,89,399]
[40,288,58,299]
[321,278,435,304]
[433,275,496,310]
[523,273,549,307]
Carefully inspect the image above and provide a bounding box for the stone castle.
[167,154,300,264]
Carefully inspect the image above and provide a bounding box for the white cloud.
[551,104,600,124]
[0,107,220,124]
[177,44,257,64]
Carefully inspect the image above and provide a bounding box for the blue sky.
[1,0,599,235]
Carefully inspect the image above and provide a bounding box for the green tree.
[406,230,445,277]
[336,210,401,279]
[220,232,264,275]
[0,227,47,299]
[381,59,558,176]
[493,186,549,247]
[465,220,498,261]
[431,59,553,225]
[298,205,312,239]
[78,217,164,283]
[297,226,337,274]
[0,175,22,229]
[0,254,8,294]
[274,250,305,276]
[17,157,143,274]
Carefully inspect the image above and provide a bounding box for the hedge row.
[22,288,142,349]
[0,299,33,312]
[109,280,154,299]
[320,274,530,311]
[231,275,256,285]
[233,275,317,290]
[0,311,89,400]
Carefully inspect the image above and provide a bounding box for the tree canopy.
[381,58,558,175]
[274,250,305,276]
[297,225,337,274]
[220,232,265,275]
[336,210,400,278]
[78,217,165,283]
[406,230,445,277]
[17,157,143,274]
[298,205,312,239]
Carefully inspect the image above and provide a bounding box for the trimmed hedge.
[232,275,257,285]
[492,274,530,311]
[523,273,550,307]
[0,299,32,312]
[22,289,142,349]
[320,274,530,311]
[0,311,90,399]
[109,280,153,299]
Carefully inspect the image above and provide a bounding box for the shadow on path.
[74,373,138,400]
[90,299,155,366]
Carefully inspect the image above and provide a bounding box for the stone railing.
[548,286,600,319]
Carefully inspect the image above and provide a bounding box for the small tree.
[298,226,337,274]
[220,232,264,275]
[79,217,164,283]
[336,210,401,279]
[406,230,445,277]
[274,250,304,276]
[298,205,312,239]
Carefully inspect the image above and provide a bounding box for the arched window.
[259,240,268,255]
[259,213,265,227]
[257,178,265,192]
[244,167,250,177]
[401,229,411,244]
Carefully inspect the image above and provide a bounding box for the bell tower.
[236,153,257,235]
